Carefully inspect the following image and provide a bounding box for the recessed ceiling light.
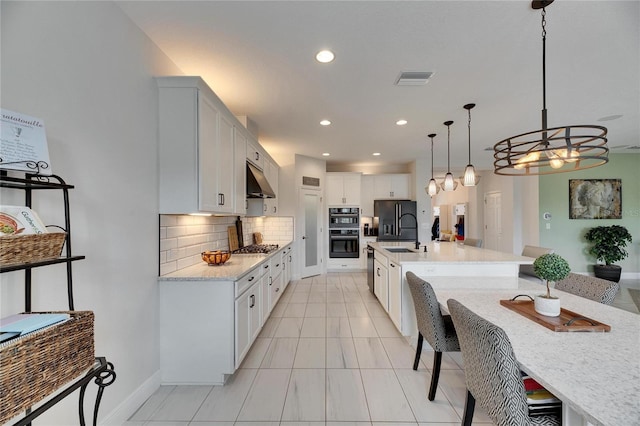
[396,119,408,126]
[373,152,381,156]
[320,119,331,126]
[322,152,330,156]
[316,50,335,63]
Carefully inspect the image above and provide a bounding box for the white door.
[299,188,322,278]
[484,191,502,251]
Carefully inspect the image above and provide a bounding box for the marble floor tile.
[438,369,492,424]
[236,369,291,421]
[294,338,326,368]
[326,337,359,368]
[281,369,326,421]
[327,303,349,317]
[326,369,370,422]
[371,315,402,337]
[240,337,272,368]
[283,303,308,317]
[365,302,388,317]
[300,317,327,337]
[346,302,370,317]
[270,300,288,317]
[343,291,364,302]
[353,337,392,368]
[260,316,282,337]
[327,317,353,338]
[360,369,415,422]
[308,292,328,303]
[327,291,345,302]
[349,317,379,337]
[192,368,258,421]
[129,385,175,421]
[273,317,304,337]
[394,368,461,423]
[380,337,422,370]
[289,292,311,303]
[305,303,327,317]
[150,385,211,421]
[261,338,299,368]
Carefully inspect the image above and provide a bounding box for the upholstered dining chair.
[463,238,483,248]
[405,272,460,401]
[554,272,620,305]
[447,299,561,426]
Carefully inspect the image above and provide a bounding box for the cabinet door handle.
[273,206,276,213]
[248,276,255,282]
[219,193,225,205]
[255,152,260,161]
[275,288,280,293]
[269,276,272,285]
[250,294,255,308]
[391,263,396,268]
[263,204,267,212]
[376,267,380,277]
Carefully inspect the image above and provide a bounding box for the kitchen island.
[368,241,535,336]
[158,242,292,385]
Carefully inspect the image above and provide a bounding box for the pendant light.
[440,121,458,191]
[425,133,440,197]
[461,103,480,186]
[493,0,608,176]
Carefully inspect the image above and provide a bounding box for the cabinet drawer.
[236,267,262,297]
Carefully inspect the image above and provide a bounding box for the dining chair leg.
[413,332,423,370]
[461,389,475,426]
[428,350,442,401]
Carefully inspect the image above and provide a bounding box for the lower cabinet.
[235,279,261,368]
[388,260,402,330]
[269,257,284,311]
[374,257,388,310]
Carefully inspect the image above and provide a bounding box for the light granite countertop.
[433,281,640,426]
[368,241,534,265]
[159,241,292,281]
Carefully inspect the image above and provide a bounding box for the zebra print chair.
[405,272,460,401]
[447,299,561,426]
[554,273,619,305]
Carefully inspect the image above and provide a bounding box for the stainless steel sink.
[385,248,414,253]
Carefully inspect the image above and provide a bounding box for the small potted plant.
[533,253,571,317]
[584,225,632,283]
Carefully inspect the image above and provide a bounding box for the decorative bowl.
[201,250,231,265]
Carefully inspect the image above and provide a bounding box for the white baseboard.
[100,370,160,425]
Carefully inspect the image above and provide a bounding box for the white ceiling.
[117,0,639,172]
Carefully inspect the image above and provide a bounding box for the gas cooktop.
[232,244,279,254]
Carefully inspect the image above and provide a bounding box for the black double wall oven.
[329,207,359,258]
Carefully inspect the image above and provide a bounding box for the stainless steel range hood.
[246,162,275,198]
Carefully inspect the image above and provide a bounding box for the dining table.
[428,277,640,426]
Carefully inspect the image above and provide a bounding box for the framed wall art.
[569,179,621,219]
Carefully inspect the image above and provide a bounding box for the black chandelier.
[493,0,608,176]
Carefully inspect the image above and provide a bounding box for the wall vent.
[395,71,434,86]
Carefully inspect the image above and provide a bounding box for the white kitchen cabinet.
[260,262,272,323]
[282,244,293,287]
[235,279,261,368]
[374,256,388,310]
[360,175,375,217]
[157,76,243,214]
[327,172,361,206]
[327,258,361,271]
[234,128,247,215]
[387,260,402,330]
[246,137,264,170]
[373,174,411,199]
[269,256,284,310]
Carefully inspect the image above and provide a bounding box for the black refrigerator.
[374,200,417,241]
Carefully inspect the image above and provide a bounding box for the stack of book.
[523,373,562,417]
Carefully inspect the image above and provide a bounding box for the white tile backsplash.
[159,215,294,274]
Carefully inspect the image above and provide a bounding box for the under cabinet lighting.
[322,153,330,156]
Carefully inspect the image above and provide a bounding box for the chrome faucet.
[399,212,420,250]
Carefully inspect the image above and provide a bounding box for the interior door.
[484,191,502,251]
[299,188,322,278]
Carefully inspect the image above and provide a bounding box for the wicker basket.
[0,311,95,424]
[0,232,66,266]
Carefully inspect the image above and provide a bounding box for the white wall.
[1,1,182,424]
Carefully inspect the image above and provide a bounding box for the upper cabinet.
[157,76,246,215]
[246,156,280,216]
[373,174,411,199]
[327,172,361,206]
[360,175,375,217]
[246,137,264,171]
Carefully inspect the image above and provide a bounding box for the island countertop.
[368,241,534,265]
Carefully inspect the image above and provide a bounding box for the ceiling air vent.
[394,71,434,86]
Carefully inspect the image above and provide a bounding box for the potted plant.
[584,225,632,283]
[533,253,571,317]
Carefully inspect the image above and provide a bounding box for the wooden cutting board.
[253,232,263,244]
[228,226,239,252]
